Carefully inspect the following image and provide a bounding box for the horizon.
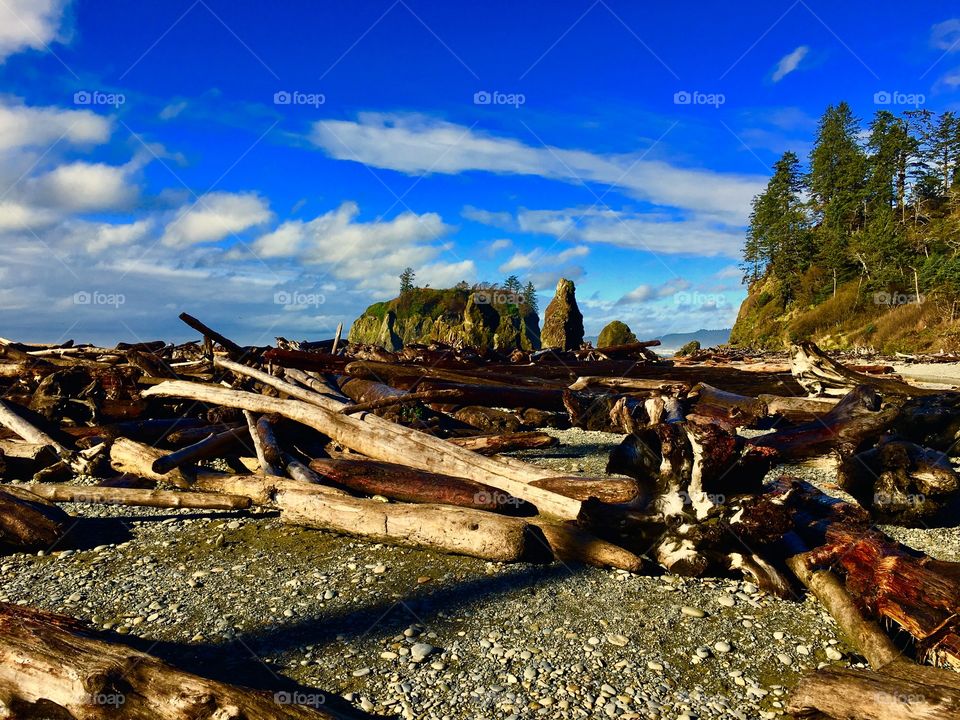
[2,1,959,345]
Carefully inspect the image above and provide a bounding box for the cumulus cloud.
[311,113,765,225]
[0,0,70,61]
[0,101,111,151]
[248,201,469,294]
[30,161,137,211]
[772,45,809,82]
[162,192,272,248]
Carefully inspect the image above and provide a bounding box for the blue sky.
[1,0,959,345]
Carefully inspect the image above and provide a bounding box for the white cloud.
[159,100,188,120]
[617,278,691,305]
[31,161,136,211]
[249,201,466,294]
[772,45,809,82]
[932,19,960,51]
[489,238,512,252]
[714,264,743,280]
[74,219,153,253]
[499,245,588,273]
[0,200,58,231]
[0,0,69,61]
[162,192,272,248]
[311,114,765,225]
[0,101,111,151]
[497,207,745,258]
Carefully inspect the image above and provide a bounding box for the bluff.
[730,273,960,353]
[348,287,541,352]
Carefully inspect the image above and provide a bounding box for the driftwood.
[839,440,960,524]
[110,438,192,488]
[307,458,533,513]
[243,410,283,476]
[447,431,558,455]
[0,486,71,553]
[791,340,937,397]
[744,386,899,460]
[689,383,767,427]
[787,664,960,719]
[151,426,251,475]
[192,472,348,505]
[277,488,538,561]
[340,388,462,414]
[178,312,245,358]
[0,602,335,718]
[21,484,252,510]
[142,365,583,519]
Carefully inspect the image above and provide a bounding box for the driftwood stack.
[3,316,960,717]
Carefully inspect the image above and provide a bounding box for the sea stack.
[541,278,584,350]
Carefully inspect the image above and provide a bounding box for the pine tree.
[503,274,522,297]
[743,151,811,298]
[399,267,415,294]
[808,102,868,294]
[522,281,538,313]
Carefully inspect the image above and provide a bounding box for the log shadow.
[120,561,584,716]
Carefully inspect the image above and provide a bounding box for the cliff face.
[730,274,958,353]
[348,288,541,352]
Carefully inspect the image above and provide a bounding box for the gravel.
[4,426,948,719]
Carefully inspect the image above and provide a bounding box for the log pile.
[6,320,960,717]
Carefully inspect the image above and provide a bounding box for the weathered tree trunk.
[451,406,523,433]
[791,340,937,397]
[110,438,192,488]
[277,488,537,561]
[839,440,960,525]
[756,393,837,422]
[191,472,348,505]
[744,386,899,460]
[0,602,335,719]
[787,665,960,719]
[689,383,767,427]
[21,484,252,510]
[529,475,643,504]
[151,426,251,475]
[142,367,583,520]
[0,486,71,553]
[307,458,533,513]
[447,431,558,455]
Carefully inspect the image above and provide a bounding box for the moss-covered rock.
[348,287,540,351]
[597,320,637,348]
[541,278,584,350]
[674,340,701,357]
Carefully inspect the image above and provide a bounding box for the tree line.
[742,103,960,317]
[399,267,539,313]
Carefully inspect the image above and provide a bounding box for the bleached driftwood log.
[143,364,582,519]
[0,602,336,719]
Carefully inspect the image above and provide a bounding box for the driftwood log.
[0,602,335,719]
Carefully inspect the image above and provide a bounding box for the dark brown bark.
[307,458,533,514]
[0,486,71,553]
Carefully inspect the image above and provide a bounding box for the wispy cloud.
[772,45,809,82]
[931,19,960,52]
[0,0,70,61]
[310,113,766,225]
